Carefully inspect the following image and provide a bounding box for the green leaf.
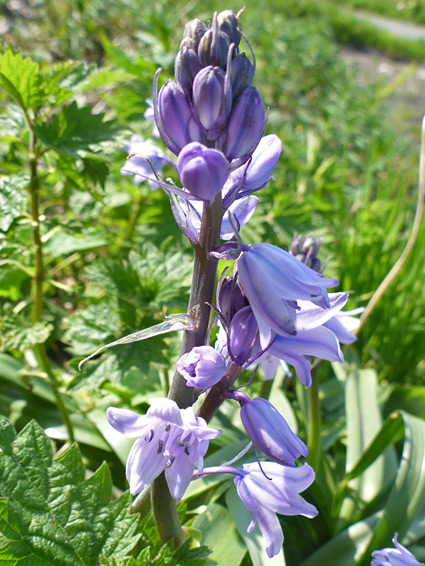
[300,513,380,566]
[78,316,194,370]
[33,101,118,158]
[345,412,404,482]
[354,412,425,565]
[338,368,397,527]
[0,51,41,111]
[192,502,246,566]
[0,176,29,232]
[0,306,53,352]
[0,417,140,565]
[43,229,109,258]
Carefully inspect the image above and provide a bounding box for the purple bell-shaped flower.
[240,396,308,465]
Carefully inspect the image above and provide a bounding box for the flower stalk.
[27,132,75,443]
[151,192,224,543]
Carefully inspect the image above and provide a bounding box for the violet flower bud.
[192,66,230,137]
[228,305,260,365]
[290,234,322,272]
[156,80,203,155]
[177,142,229,203]
[219,87,265,161]
[230,53,254,99]
[217,10,242,46]
[176,345,226,388]
[182,18,208,50]
[198,28,230,69]
[240,397,308,465]
[174,41,203,96]
[217,275,249,323]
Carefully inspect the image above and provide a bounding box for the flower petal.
[106,407,150,437]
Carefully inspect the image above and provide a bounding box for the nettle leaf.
[0,417,140,565]
[0,51,41,111]
[86,244,192,311]
[0,104,26,141]
[0,306,53,352]
[33,101,118,158]
[0,176,29,232]
[41,61,93,107]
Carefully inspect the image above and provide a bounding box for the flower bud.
[240,397,308,466]
[228,306,260,365]
[177,142,229,203]
[174,41,203,96]
[198,28,231,69]
[156,81,203,155]
[217,10,241,46]
[217,276,249,323]
[182,18,208,50]
[176,345,226,388]
[219,87,265,161]
[290,234,322,272]
[230,53,254,99]
[192,66,229,136]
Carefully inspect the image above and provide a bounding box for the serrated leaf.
[0,176,29,232]
[0,417,140,565]
[0,51,41,111]
[33,101,118,158]
[0,306,53,352]
[0,104,25,141]
[41,61,93,107]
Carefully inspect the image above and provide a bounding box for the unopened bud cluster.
[155,10,265,165]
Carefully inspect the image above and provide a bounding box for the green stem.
[151,192,224,544]
[307,363,321,471]
[27,133,75,443]
[259,378,273,401]
[121,192,145,249]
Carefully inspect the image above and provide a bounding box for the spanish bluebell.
[234,462,318,558]
[371,533,423,566]
[239,395,308,465]
[121,134,167,187]
[236,243,340,346]
[106,399,220,500]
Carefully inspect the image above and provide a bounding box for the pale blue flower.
[106,399,221,500]
[234,462,317,558]
[237,243,340,347]
[121,134,167,188]
[239,396,308,465]
[371,533,423,566]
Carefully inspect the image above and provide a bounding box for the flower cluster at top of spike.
[112,10,364,558]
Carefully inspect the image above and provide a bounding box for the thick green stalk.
[151,192,224,544]
[307,363,321,471]
[28,134,75,443]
